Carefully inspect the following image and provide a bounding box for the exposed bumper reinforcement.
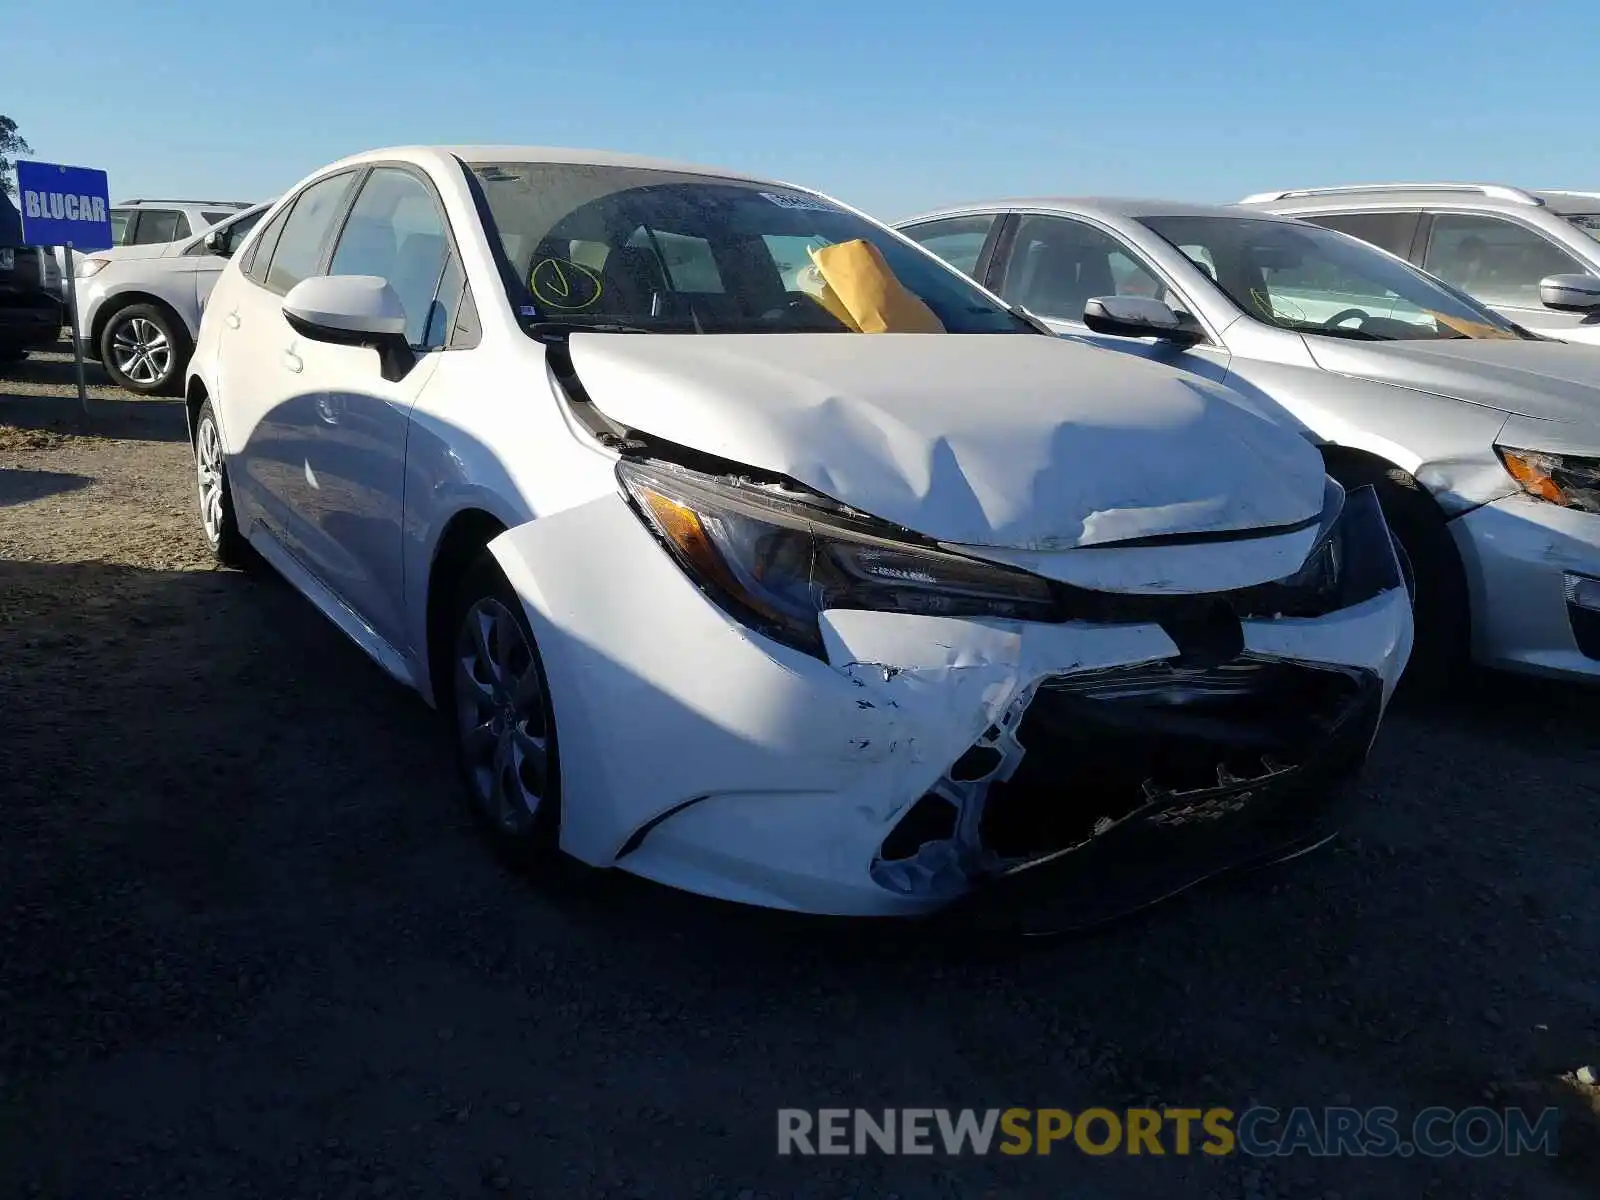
[929,665,1382,936]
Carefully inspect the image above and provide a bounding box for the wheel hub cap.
[454,598,550,834]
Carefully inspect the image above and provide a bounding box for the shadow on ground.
[0,389,188,443]
[0,556,1594,1198]
[0,467,95,505]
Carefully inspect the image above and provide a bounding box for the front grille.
[978,656,1375,860]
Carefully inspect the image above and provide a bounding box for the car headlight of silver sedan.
[1495,446,1600,515]
[75,257,111,279]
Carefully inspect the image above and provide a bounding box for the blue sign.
[15,160,113,251]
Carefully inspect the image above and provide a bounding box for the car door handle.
[281,348,303,374]
[223,310,241,330]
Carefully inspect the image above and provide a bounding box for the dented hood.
[567,333,1325,549]
[1306,337,1600,424]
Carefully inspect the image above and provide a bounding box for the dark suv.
[0,192,65,362]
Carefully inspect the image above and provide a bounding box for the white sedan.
[185,145,1412,920]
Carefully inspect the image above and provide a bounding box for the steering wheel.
[760,296,809,320]
[760,295,844,328]
[1324,307,1371,329]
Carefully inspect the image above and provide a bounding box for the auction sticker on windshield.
[760,191,840,212]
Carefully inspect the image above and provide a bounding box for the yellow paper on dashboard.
[791,259,861,330]
[1429,310,1517,340]
[805,239,946,333]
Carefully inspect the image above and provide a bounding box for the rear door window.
[131,209,183,244]
[243,204,292,285]
[264,171,358,295]
[1301,211,1421,259]
[899,214,998,279]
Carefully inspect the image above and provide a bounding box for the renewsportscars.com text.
[777,1106,1561,1158]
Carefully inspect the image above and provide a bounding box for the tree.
[1,115,33,199]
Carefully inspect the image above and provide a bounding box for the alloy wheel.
[111,316,173,387]
[454,597,552,835]
[195,416,225,546]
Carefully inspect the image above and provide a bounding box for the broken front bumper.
[489,492,1412,918]
[931,662,1381,936]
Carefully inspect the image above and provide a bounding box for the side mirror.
[203,230,226,255]
[283,275,415,381]
[1539,273,1600,313]
[1083,295,1202,343]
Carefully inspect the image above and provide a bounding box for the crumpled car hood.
[567,333,1325,550]
[1306,336,1600,424]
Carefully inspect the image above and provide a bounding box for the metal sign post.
[62,243,89,416]
[14,160,113,419]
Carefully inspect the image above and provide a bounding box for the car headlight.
[75,257,111,279]
[616,459,1057,656]
[1495,446,1600,514]
[1231,478,1409,617]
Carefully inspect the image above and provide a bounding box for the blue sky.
[6,0,1595,221]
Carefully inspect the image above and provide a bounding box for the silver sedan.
[899,198,1600,685]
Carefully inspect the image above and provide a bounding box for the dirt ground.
[2,342,1598,1199]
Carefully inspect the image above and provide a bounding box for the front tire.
[447,554,564,869]
[1331,460,1469,695]
[193,400,246,566]
[101,303,190,396]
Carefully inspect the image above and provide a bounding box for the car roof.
[114,199,254,209]
[1531,190,1600,214]
[1237,183,1600,215]
[898,197,1309,225]
[309,145,783,189]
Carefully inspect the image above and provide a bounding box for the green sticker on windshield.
[529,258,603,310]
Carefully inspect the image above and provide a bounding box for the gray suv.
[1239,184,1600,344]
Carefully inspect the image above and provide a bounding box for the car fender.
[486,493,920,868]
[1224,356,1518,512]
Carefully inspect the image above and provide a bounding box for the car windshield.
[1139,214,1522,341]
[1564,213,1600,243]
[467,161,1031,335]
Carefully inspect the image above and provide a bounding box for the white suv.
[72,205,267,393]
[109,199,254,248]
[48,199,256,296]
[1240,184,1600,344]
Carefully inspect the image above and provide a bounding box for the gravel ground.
[2,342,1598,1199]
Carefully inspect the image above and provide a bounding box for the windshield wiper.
[1297,324,1390,342]
[522,319,659,341]
[1005,304,1055,335]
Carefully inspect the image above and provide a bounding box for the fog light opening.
[949,745,1004,782]
[879,792,960,862]
[1566,573,1600,614]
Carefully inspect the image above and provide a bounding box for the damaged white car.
[185,146,1413,920]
